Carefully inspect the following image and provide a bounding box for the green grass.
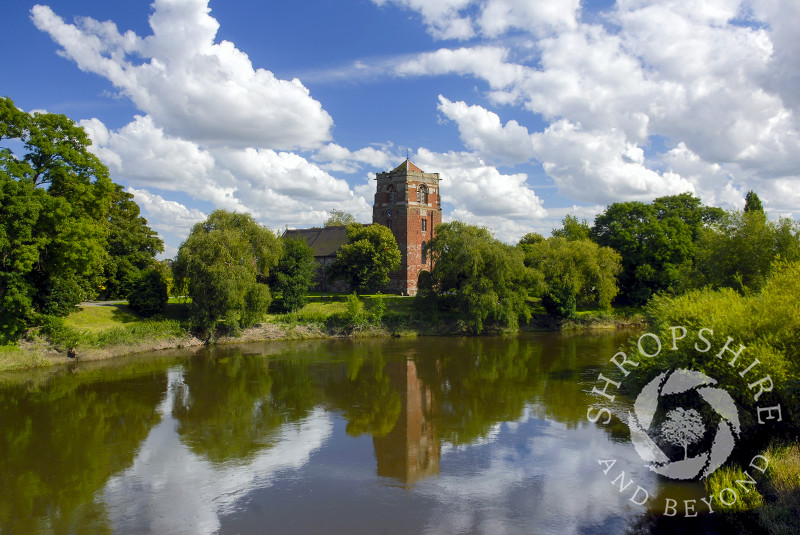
[65,304,141,332]
[0,344,51,371]
[758,442,800,534]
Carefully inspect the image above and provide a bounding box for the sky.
[2,0,799,257]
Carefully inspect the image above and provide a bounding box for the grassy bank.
[0,293,643,372]
[704,441,800,534]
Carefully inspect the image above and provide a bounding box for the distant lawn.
[65,304,140,332]
[65,302,190,333]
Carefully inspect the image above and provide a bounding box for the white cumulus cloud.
[32,1,332,150]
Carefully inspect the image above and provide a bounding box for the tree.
[661,408,705,460]
[0,97,160,341]
[551,215,591,241]
[421,221,541,333]
[324,209,357,227]
[101,185,164,299]
[591,193,722,305]
[270,238,317,312]
[744,190,764,214]
[127,268,168,317]
[519,237,621,318]
[694,210,800,292]
[326,223,401,293]
[173,210,282,335]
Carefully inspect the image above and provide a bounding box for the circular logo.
[628,368,741,480]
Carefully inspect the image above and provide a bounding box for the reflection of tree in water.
[0,362,168,534]
[172,352,317,464]
[324,352,401,438]
[413,338,543,446]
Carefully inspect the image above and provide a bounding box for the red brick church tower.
[373,160,442,295]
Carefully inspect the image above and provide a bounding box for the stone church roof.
[391,159,424,174]
[283,226,350,258]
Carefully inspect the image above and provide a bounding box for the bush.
[127,269,168,317]
[344,293,370,327]
[541,281,577,319]
[37,315,82,352]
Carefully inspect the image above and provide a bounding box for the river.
[0,331,712,534]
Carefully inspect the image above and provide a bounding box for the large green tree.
[519,237,621,318]
[101,185,164,299]
[1,97,161,341]
[326,223,401,293]
[173,210,282,335]
[551,215,591,241]
[270,237,317,312]
[420,221,541,333]
[694,210,800,292]
[591,193,722,305]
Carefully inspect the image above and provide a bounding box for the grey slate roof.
[283,226,349,258]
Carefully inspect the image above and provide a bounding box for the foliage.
[694,210,800,293]
[326,223,401,293]
[127,268,168,317]
[520,236,621,318]
[706,465,765,513]
[420,221,541,333]
[551,215,591,241]
[0,97,160,342]
[757,441,800,534]
[173,210,281,336]
[744,190,765,214]
[591,193,723,305]
[324,209,357,227]
[270,238,316,312]
[632,262,800,436]
[101,185,164,299]
[541,280,577,319]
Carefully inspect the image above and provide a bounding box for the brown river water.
[0,331,724,534]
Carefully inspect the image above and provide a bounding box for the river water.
[0,332,712,534]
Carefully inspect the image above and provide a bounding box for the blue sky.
[2,0,799,257]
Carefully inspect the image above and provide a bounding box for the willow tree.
[173,210,282,335]
[421,221,541,333]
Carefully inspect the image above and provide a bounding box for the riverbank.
[0,296,646,372]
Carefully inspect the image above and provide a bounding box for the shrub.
[127,269,168,317]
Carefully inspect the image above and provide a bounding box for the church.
[285,160,442,295]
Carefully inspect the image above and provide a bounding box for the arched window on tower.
[387,184,396,203]
[421,241,427,264]
[417,184,428,204]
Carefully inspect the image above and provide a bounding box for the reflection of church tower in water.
[373,359,439,487]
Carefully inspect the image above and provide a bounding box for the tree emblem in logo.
[628,369,740,480]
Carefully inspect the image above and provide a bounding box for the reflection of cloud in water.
[102,369,333,534]
[416,407,656,535]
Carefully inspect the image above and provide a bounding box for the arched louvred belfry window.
[387,184,396,203]
[417,184,428,204]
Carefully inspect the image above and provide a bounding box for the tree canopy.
[519,236,621,318]
[420,221,541,333]
[324,209,357,227]
[270,237,317,312]
[694,210,800,292]
[591,193,722,305]
[0,96,161,341]
[173,210,282,335]
[744,190,764,214]
[326,223,401,293]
